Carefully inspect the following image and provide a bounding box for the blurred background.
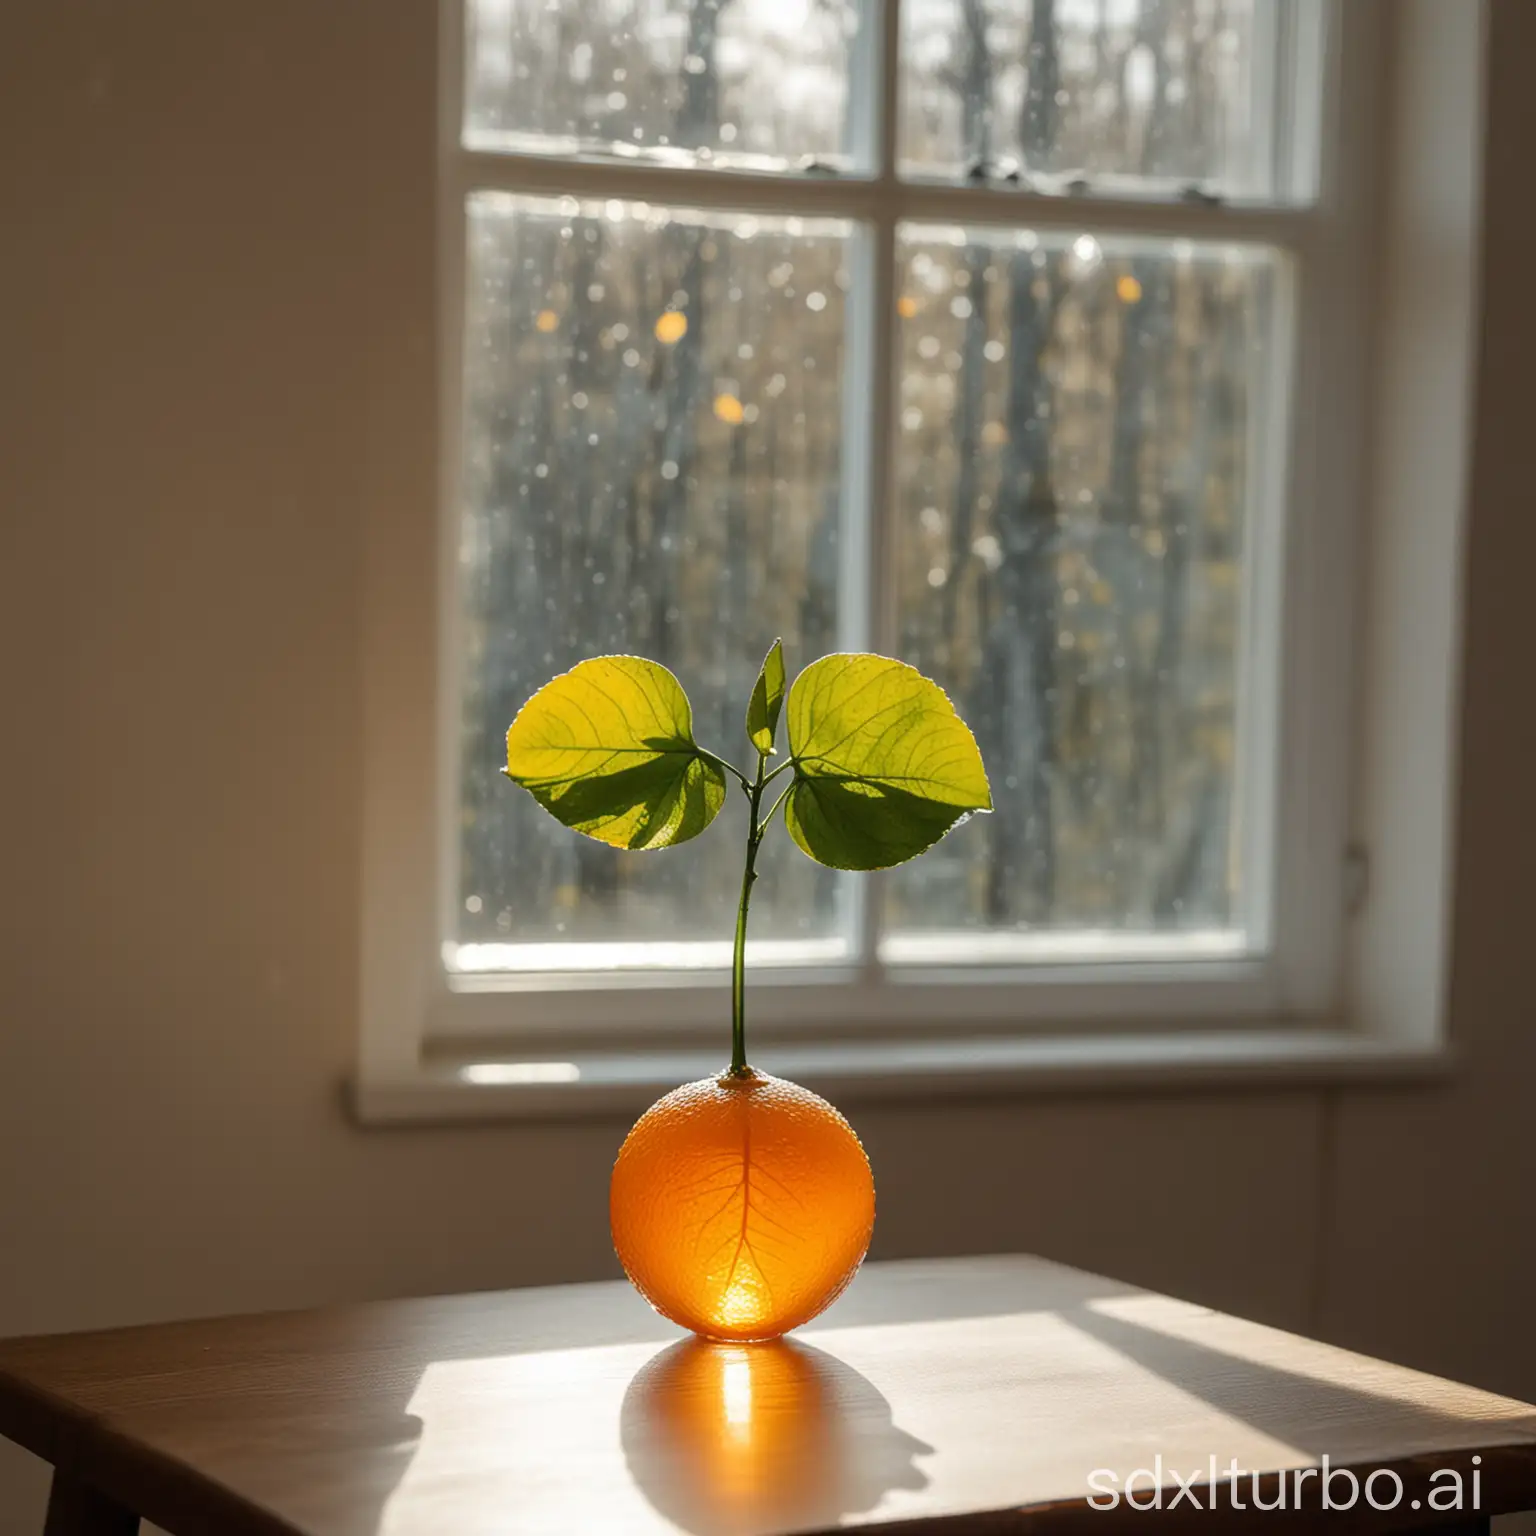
[456,0,1263,952]
[1,1,1533,1532]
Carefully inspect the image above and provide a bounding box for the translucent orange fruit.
[610,1070,876,1340]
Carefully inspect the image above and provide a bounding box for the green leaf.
[503,656,727,851]
[745,637,786,756]
[783,653,991,870]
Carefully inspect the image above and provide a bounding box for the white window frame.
[355,0,1483,1121]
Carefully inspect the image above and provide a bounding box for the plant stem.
[729,751,768,1077]
[761,757,795,788]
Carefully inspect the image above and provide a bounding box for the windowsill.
[349,1028,1453,1127]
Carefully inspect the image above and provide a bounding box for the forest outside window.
[444,0,1334,1004]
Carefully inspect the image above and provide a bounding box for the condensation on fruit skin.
[610,1069,876,1341]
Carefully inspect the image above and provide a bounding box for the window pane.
[899,0,1271,196]
[455,193,850,966]
[466,0,863,173]
[887,226,1276,952]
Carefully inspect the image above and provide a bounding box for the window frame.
[356,0,1453,1110]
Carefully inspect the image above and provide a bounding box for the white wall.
[1,2,1532,1532]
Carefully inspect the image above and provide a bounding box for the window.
[422,0,1369,1060]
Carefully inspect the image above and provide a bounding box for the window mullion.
[854,0,904,978]
[447,154,1316,251]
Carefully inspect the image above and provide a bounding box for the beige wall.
[1,3,1532,1533]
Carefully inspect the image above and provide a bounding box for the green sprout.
[503,643,991,1076]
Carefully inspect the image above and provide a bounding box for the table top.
[2,1254,1534,1535]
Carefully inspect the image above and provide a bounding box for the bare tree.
[979,0,1062,925]
[942,0,995,669]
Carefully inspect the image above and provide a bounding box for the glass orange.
[610,1069,875,1341]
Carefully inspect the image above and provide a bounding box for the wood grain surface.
[1,1255,1533,1535]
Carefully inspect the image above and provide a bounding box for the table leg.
[42,1470,139,1535]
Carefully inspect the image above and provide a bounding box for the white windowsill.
[350,1028,1452,1127]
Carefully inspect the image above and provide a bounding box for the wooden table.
[2,1255,1534,1535]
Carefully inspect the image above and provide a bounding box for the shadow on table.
[620,1336,931,1536]
[1064,1299,1536,1460]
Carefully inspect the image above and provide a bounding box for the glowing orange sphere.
[610,1070,876,1340]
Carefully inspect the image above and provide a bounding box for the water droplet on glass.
[972,534,1003,571]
